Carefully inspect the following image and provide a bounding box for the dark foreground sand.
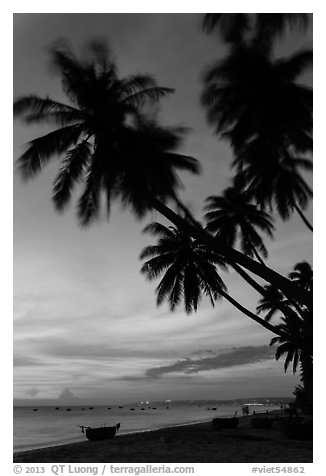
[13,416,312,463]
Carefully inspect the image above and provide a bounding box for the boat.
[80,423,120,441]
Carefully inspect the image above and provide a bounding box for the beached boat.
[80,423,121,441]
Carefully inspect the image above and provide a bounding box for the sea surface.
[14,401,280,452]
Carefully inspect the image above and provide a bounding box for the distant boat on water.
[89,407,94,410]
[66,408,71,411]
[130,408,135,411]
[33,409,38,412]
[118,406,123,409]
[55,407,60,410]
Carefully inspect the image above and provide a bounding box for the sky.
[13,13,312,404]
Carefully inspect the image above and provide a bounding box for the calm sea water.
[14,402,279,452]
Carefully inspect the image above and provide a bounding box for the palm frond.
[52,141,91,210]
[77,164,101,226]
[142,222,177,239]
[17,125,84,180]
[124,87,175,108]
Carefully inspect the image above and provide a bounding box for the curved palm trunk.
[218,289,286,337]
[250,243,266,266]
[294,203,313,232]
[231,262,266,295]
[148,195,312,308]
[299,351,313,412]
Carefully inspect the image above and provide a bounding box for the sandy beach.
[13,414,313,463]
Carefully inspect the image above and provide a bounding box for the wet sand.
[13,414,312,463]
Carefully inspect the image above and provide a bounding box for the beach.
[13,415,313,463]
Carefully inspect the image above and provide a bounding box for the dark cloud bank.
[120,345,275,381]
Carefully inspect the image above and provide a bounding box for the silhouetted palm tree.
[140,221,285,336]
[202,42,312,230]
[202,13,309,52]
[270,313,306,373]
[257,284,289,322]
[270,309,312,396]
[289,261,313,292]
[204,187,274,265]
[202,44,312,152]
[140,222,226,314]
[14,39,198,225]
[14,38,311,308]
[234,140,313,231]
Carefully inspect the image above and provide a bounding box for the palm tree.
[201,44,312,152]
[201,42,312,230]
[270,308,312,400]
[140,221,286,336]
[270,311,311,372]
[204,187,274,265]
[140,222,226,314]
[289,261,313,292]
[234,140,313,231]
[202,13,309,52]
[14,38,312,308]
[14,39,198,226]
[257,284,289,322]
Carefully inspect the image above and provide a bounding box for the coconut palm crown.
[270,307,312,376]
[140,221,227,314]
[233,141,313,229]
[202,13,310,52]
[204,186,274,264]
[289,261,313,292]
[14,39,199,225]
[201,44,312,152]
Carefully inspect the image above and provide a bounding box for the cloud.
[13,355,46,367]
[26,387,40,397]
[145,345,275,379]
[58,388,79,401]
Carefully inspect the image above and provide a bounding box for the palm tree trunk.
[148,195,312,308]
[218,289,286,337]
[232,262,307,321]
[250,243,266,266]
[231,262,266,295]
[300,352,313,412]
[294,203,313,232]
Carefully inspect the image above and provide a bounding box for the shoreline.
[13,413,313,463]
[14,416,212,454]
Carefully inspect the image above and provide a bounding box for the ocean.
[13,401,281,452]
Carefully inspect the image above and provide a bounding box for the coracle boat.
[80,423,120,441]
